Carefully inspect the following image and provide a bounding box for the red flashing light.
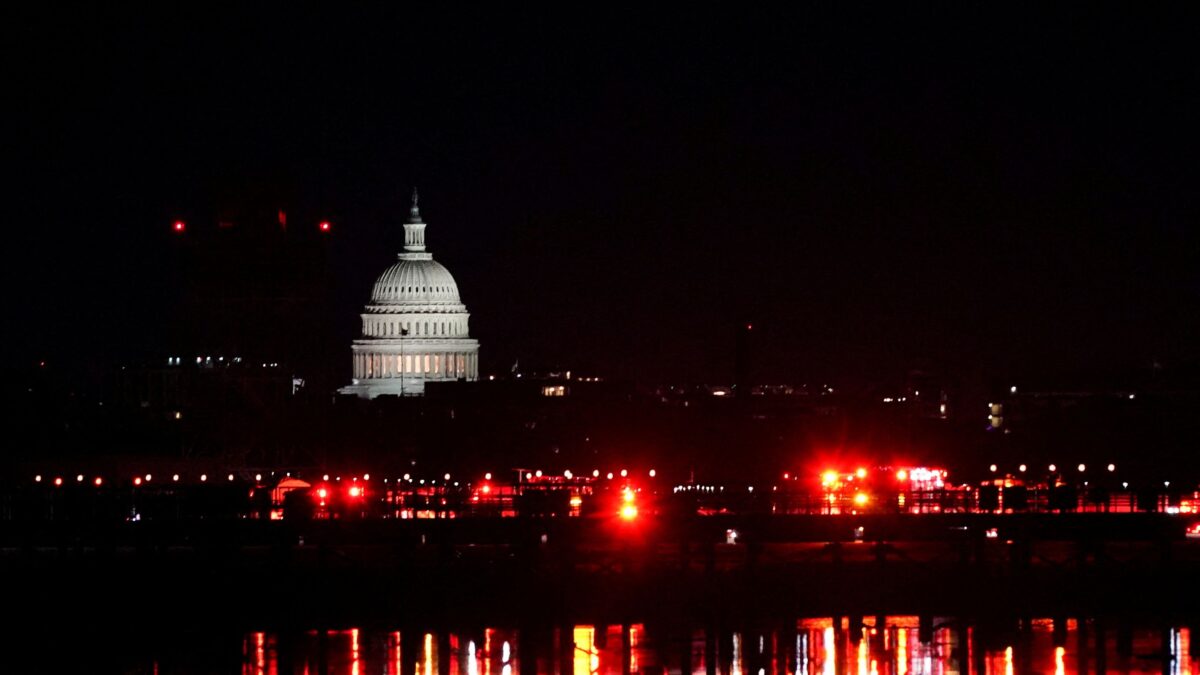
[53,477,63,487]
[855,467,868,479]
[172,220,186,233]
[133,477,143,486]
[316,488,328,500]
[620,504,639,521]
[896,469,908,481]
[319,221,331,232]
[746,323,753,331]
[348,486,362,498]
[481,484,492,495]
[94,477,103,487]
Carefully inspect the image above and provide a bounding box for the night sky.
[7,6,1199,389]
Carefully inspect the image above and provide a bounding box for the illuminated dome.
[370,258,463,306]
[340,190,480,398]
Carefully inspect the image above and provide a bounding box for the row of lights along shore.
[986,462,1177,489]
[30,468,658,487]
[988,463,1117,474]
[35,472,244,486]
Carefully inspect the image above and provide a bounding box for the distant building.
[340,191,480,398]
[119,356,294,413]
[168,202,335,387]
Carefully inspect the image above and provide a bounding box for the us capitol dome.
[340,190,480,398]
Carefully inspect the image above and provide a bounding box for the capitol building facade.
[340,192,479,398]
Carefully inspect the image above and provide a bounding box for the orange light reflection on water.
[1181,627,1194,674]
[857,632,868,675]
[573,626,597,675]
[823,626,835,675]
[423,632,434,675]
[628,625,639,674]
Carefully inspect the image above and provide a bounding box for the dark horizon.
[7,7,1199,390]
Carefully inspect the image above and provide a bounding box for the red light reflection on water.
[242,631,277,675]
[237,619,1192,674]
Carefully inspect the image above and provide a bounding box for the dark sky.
[6,6,1199,388]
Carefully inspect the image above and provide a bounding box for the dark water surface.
[15,616,1193,674]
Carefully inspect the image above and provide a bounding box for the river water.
[27,615,1188,674]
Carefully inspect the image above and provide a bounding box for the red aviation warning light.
[172,220,186,233]
[318,220,331,232]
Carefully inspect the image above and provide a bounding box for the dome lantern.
[403,187,427,255]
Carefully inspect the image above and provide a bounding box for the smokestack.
[734,322,752,397]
